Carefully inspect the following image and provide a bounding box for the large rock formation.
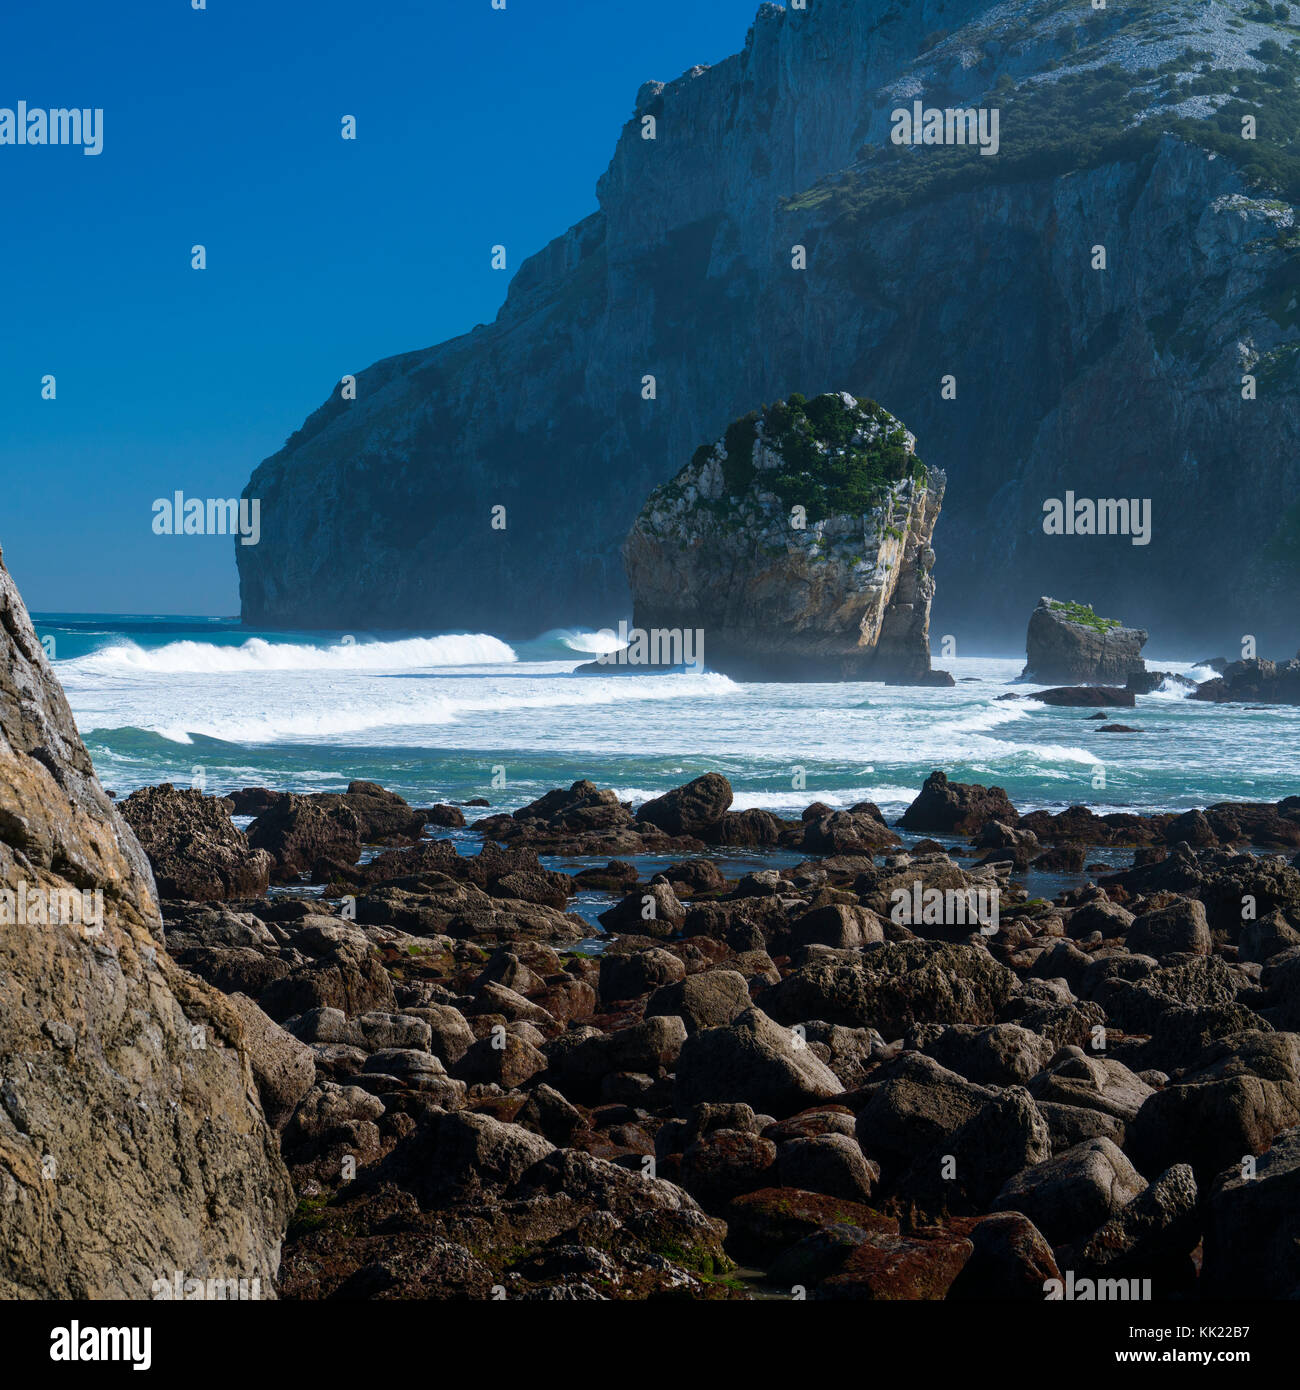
[1020,597,1147,685]
[237,1,1300,650]
[0,548,292,1298]
[1192,655,1300,705]
[621,392,948,681]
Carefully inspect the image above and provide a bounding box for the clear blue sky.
[1,0,760,615]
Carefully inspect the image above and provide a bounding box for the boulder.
[645,969,753,1034]
[635,774,733,837]
[674,1008,844,1118]
[226,992,317,1131]
[119,784,273,901]
[0,549,291,1297]
[247,794,363,881]
[993,1137,1146,1245]
[762,940,1017,1035]
[1202,1125,1300,1297]
[899,771,1019,834]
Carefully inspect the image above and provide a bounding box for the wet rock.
[1033,686,1136,708]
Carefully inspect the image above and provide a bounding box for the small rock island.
[619,392,952,683]
[1020,596,1148,686]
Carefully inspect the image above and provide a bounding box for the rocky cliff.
[238,0,1300,650]
[0,548,292,1298]
[622,392,948,681]
[1021,596,1148,684]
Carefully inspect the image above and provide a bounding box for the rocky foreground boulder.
[0,549,292,1297]
[621,392,950,683]
[1020,597,1147,686]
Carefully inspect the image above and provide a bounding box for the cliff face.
[0,549,292,1298]
[624,393,946,681]
[239,0,1300,649]
[1021,596,1148,685]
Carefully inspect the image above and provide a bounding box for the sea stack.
[621,392,951,683]
[1020,596,1147,685]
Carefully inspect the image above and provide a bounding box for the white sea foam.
[67,633,518,674]
[118,672,740,744]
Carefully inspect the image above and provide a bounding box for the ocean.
[35,614,1298,821]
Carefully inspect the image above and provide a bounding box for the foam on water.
[67,633,518,674]
[36,618,1300,815]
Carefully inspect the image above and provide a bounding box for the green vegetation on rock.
[1047,599,1123,632]
[683,392,923,524]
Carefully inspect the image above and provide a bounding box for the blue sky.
[1,0,760,614]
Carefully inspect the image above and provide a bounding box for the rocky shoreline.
[119,768,1300,1300]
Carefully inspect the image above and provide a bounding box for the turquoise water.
[34,614,1300,819]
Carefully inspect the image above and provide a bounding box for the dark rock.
[1202,1124,1300,1298]
[120,784,273,901]
[1032,685,1136,708]
[992,1137,1146,1245]
[673,1007,844,1118]
[247,794,363,882]
[1020,597,1147,685]
[899,771,1019,834]
[635,773,733,837]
